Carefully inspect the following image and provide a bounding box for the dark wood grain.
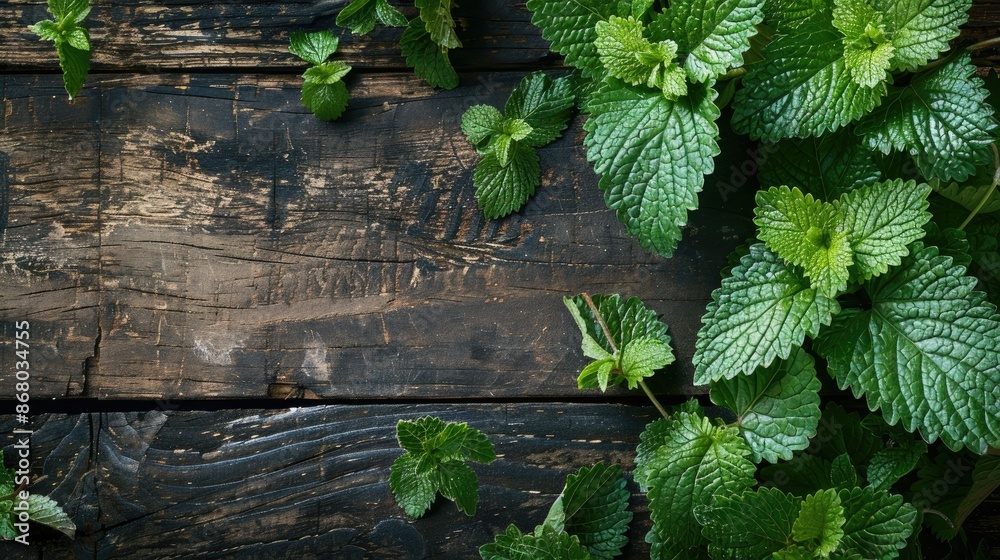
[0,71,757,400]
[0,0,998,73]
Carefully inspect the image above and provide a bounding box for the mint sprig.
[289,30,351,121]
[29,0,91,99]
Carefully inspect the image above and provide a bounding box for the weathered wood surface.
[1,0,999,71]
[0,404,659,559]
[0,71,756,400]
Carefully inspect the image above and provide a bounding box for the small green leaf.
[543,463,631,560]
[400,18,459,89]
[375,0,407,27]
[755,186,853,296]
[48,0,89,21]
[473,143,541,219]
[874,0,972,72]
[563,294,670,361]
[792,489,845,557]
[525,0,617,78]
[29,20,61,41]
[833,0,894,88]
[436,460,479,515]
[693,243,840,384]
[695,487,800,559]
[56,42,89,99]
[389,453,436,518]
[619,337,674,390]
[303,61,352,85]
[836,488,917,558]
[462,105,505,149]
[710,347,822,463]
[480,525,593,560]
[289,30,339,66]
[634,400,704,491]
[26,494,76,539]
[414,0,461,49]
[830,454,859,489]
[336,0,378,35]
[503,72,575,148]
[301,80,349,121]
[63,26,90,51]
[594,16,686,99]
[866,442,927,492]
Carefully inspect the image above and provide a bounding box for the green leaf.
[693,243,840,384]
[954,455,1000,534]
[763,0,831,34]
[48,0,89,21]
[838,179,932,281]
[289,30,339,66]
[301,80,349,121]
[865,441,927,492]
[503,72,576,147]
[56,42,89,99]
[436,460,479,515]
[480,525,593,560]
[303,61,352,84]
[934,167,1000,215]
[792,489,845,557]
[874,0,972,72]
[857,54,998,182]
[543,463,631,560]
[26,494,76,539]
[578,358,616,391]
[63,26,89,51]
[833,0,894,88]
[462,105,505,149]
[29,20,61,41]
[695,487,800,559]
[634,400,704,491]
[473,143,541,219]
[755,186,853,295]
[563,294,670,359]
[651,0,765,83]
[645,412,756,556]
[830,454,859,489]
[620,336,675,390]
[594,16,687,99]
[414,0,461,49]
[757,128,881,202]
[965,214,1000,304]
[584,82,720,256]
[732,14,886,142]
[525,0,617,78]
[814,242,1000,452]
[336,0,378,35]
[375,0,407,27]
[0,501,16,540]
[0,451,14,496]
[400,18,459,89]
[835,488,917,559]
[710,347,822,463]
[389,453,437,518]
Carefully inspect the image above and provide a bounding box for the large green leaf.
[710,347,822,463]
[481,525,593,560]
[873,0,972,72]
[695,487,801,559]
[525,0,617,78]
[835,488,917,559]
[543,463,631,559]
[732,13,885,142]
[858,54,997,182]
[645,412,756,557]
[815,243,1000,452]
[694,243,840,384]
[584,82,720,256]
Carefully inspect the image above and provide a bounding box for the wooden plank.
[0,404,656,559]
[0,77,101,398]
[0,0,998,72]
[1,72,758,400]
[2,405,1000,559]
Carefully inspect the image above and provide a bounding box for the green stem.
[968,36,1000,52]
[959,143,1000,231]
[581,292,670,420]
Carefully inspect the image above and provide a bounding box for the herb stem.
[959,143,1000,231]
[967,36,1000,52]
[581,292,670,420]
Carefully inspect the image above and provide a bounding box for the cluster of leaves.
[0,451,75,541]
[338,0,462,89]
[289,30,353,121]
[29,0,91,99]
[461,72,575,218]
[389,416,496,518]
[480,463,631,560]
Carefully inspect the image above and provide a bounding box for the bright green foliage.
[336,0,406,35]
[755,186,854,295]
[584,82,720,256]
[462,72,575,219]
[858,55,997,182]
[525,0,617,78]
[563,293,673,391]
[815,242,1000,452]
[29,0,91,99]
[633,400,704,491]
[693,243,840,384]
[645,411,756,557]
[594,16,687,100]
[732,14,886,142]
[542,463,631,559]
[389,416,496,518]
[399,17,459,89]
[710,347,822,463]
[833,0,894,88]
[649,0,765,83]
[837,179,932,280]
[0,451,75,540]
[757,128,881,202]
[837,488,917,558]
[480,525,593,560]
[874,0,972,72]
[695,487,801,559]
[414,0,461,49]
[792,489,845,557]
[290,31,351,121]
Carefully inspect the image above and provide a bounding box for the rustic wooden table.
[1,1,999,558]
